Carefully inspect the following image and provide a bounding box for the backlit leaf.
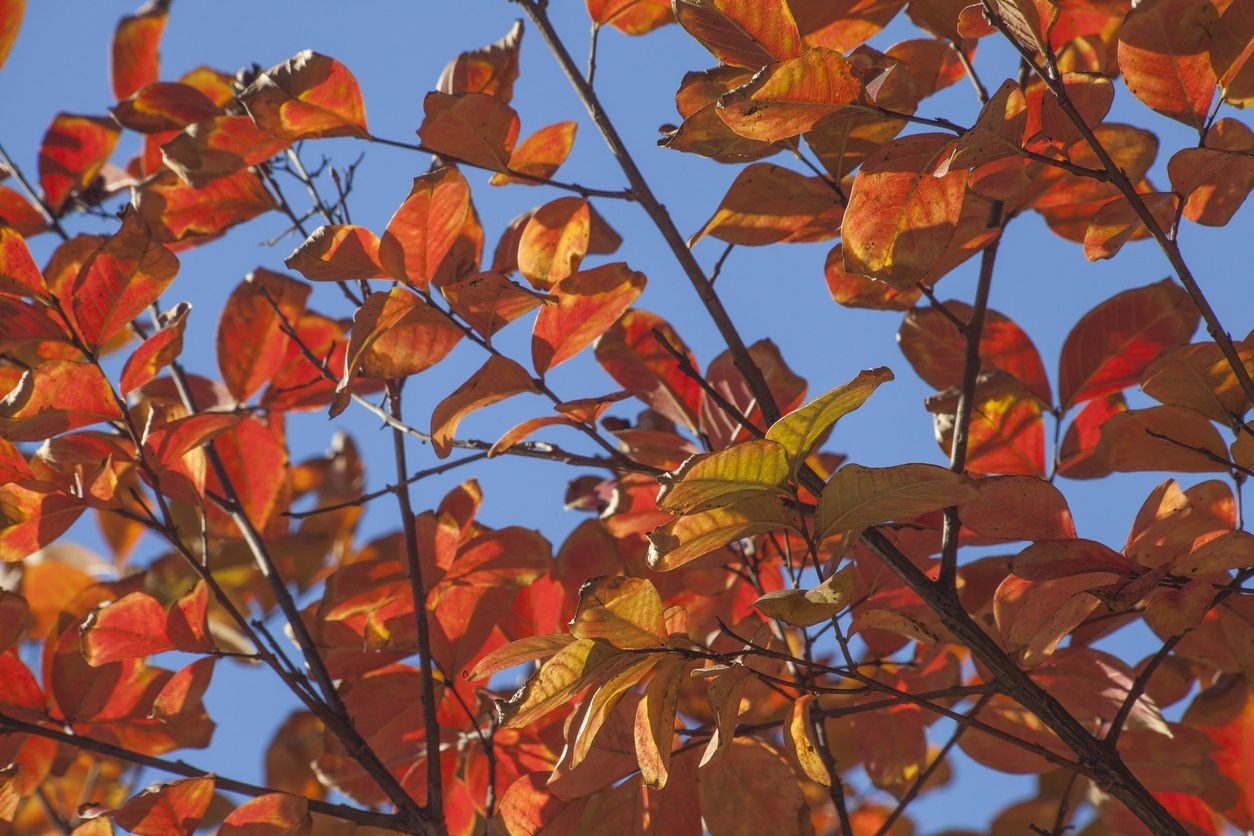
[437,20,523,102]
[430,356,539,457]
[219,793,311,836]
[646,495,797,570]
[532,262,645,373]
[111,0,167,101]
[240,51,368,139]
[38,114,120,213]
[693,162,843,245]
[569,575,669,650]
[716,48,863,142]
[112,776,215,836]
[658,438,789,514]
[674,0,806,69]
[1118,0,1218,127]
[754,563,856,627]
[285,224,384,281]
[491,121,577,186]
[418,91,519,171]
[217,268,310,403]
[378,166,471,289]
[816,462,979,540]
[765,366,893,475]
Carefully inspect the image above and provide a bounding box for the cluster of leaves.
[0,0,1253,834]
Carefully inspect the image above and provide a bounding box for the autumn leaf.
[430,356,539,457]
[110,0,167,100]
[816,462,980,540]
[842,133,969,288]
[161,115,292,188]
[765,366,893,475]
[285,224,385,281]
[589,0,674,34]
[646,495,797,570]
[240,51,368,139]
[1118,0,1218,127]
[217,269,310,403]
[754,563,856,627]
[532,262,645,373]
[674,0,805,69]
[378,166,471,289]
[418,91,520,171]
[110,82,220,134]
[716,49,863,142]
[111,777,215,836]
[38,114,120,213]
[491,121,577,186]
[219,793,311,835]
[693,163,843,245]
[437,20,524,102]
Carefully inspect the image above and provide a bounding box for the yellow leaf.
[569,576,669,650]
[849,608,941,645]
[634,657,687,789]
[467,633,573,681]
[783,694,830,785]
[657,438,789,514]
[753,563,857,627]
[496,638,621,728]
[570,655,659,768]
[816,462,980,541]
[646,495,797,572]
[765,367,893,475]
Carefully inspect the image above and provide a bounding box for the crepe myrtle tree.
[0,0,1252,832]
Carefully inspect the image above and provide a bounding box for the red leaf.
[38,114,121,213]
[219,793,311,835]
[151,657,216,721]
[0,185,48,237]
[588,0,674,35]
[119,303,189,396]
[285,224,385,281]
[492,121,578,186]
[0,361,121,441]
[0,0,24,72]
[217,268,310,403]
[111,0,168,101]
[81,592,173,666]
[1057,393,1127,479]
[1117,0,1218,127]
[112,776,215,836]
[71,208,179,347]
[596,309,704,433]
[239,51,368,140]
[161,115,292,188]
[110,82,221,134]
[0,225,48,299]
[0,483,84,562]
[1058,279,1200,410]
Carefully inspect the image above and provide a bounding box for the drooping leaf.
[783,693,830,786]
[497,637,622,728]
[110,83,220,134]
[440,270,545,337]
[1083,192,1177,261]
[430,356,539,457]
[633,655,687,788]
[240,51,368,139]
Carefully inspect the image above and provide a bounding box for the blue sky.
[4,1,1251,830]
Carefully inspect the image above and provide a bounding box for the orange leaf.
[357,292,463,380]
[0,0,24,72]
[1083,192,1177,261]
[532,263,645,373]
[161,115,292,188]
[378,166,472,289]
[1097,406,1230,473]
[1057,392,1127,480]
[491,121,578,186]
[81,592,172,666]
[1117,0,1218,127]
[1058,279,1200,410]
[1168,120,1254,226]
[112,777,215,836]
[842,133,968,288]
[674,0,805,69]
[119,302,189,396]
[38,114,121,213]
[961,476,1076,541]
[71,208,179,347]
[440,270,545,337]
[927,372,1046,476]
[588,0,674,34]
[1213,0,1254,107]
[0,483,84,562]
[825,244,922,310]
[240,51,368,139]
[791,0,907,51]
[110,82,220,134]
[110,0,167,100]
[285,224,385,281]
[595,309,704,433]
[217,268,310,403]
[219,793,311,835]
[694,162,843,245]
[517,197,593,289]
[436,20,523,102]
[135,169,276,247]
[430,355,539,458]
[716,48,863,142]
[418,91,519,171]
[0,225,49,299]
[0,185,47,237]
[0,361,121,441]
